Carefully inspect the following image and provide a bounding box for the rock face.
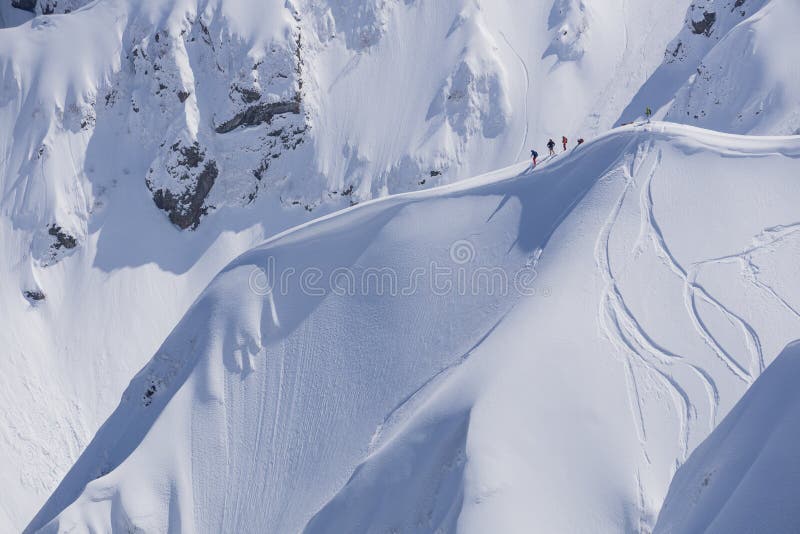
[690,10,716,35]
[11,0,90,14]
[10,0,37,12]
[147,142,219,230]
[214,100,301,134]
[47,224,77,251]
[108,7,309,229]
[665,0,768,64]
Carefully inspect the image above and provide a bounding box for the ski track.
[640,152,752,384]
[694,223,800,327]
[588,140,786,528]
[499,30,530,162]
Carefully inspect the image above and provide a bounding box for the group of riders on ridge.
[530,135,584,167]
[530,106,653,167]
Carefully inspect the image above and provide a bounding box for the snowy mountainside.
[0,0,708,529]
[619,0,800,135]
[654,340,800,534]
[27,124,800,533]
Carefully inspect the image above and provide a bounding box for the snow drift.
[27,123,800,533]
[655,339,800,534]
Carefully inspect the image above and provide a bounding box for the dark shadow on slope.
[654,340,800,534]
[25,202,405,532]
[303,409,471,534]
[615,63,693,126]
[470,132,637,254]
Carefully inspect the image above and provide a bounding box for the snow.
[0,0,799,531]
[619,0,800,135]
[654,339,800,534]
[0,0,700,528]
[25,124,800,533]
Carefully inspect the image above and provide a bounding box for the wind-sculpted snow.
[654,340,800,534]
[27,124,800,533]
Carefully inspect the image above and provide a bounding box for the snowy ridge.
[27,123,800,533]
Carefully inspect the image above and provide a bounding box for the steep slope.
[28,124,800,533]
[0,1,700,529]
[654,340,800,534]
[619,0,800,135]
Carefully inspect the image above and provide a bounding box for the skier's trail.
[499,30,529,162]
[595,161,691,458]
[640,152,752,384]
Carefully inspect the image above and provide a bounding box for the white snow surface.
[654,339,800,534]
[1,0,799,531]
[0,0,699,528]
[26,123,800,533]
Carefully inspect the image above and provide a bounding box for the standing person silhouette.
[562,136,568,151]
[547,138,556,156]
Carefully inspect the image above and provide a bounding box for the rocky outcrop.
[23,289,46,302]
[690,11,716,35]
[147,142,218,230]
[12,0,92,14]
[214,100,300,134]
[48,224,77,250]
[11,0,37,12]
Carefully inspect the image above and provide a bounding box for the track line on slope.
[367,307,513,454]
[695,223,800,325]
[640,152,752,384]
[499,30,530,162]
[688,266,764,376]
[594,145,735,478]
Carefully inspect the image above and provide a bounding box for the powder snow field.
[26,123,800,533]
[1,0,800,531]
[654,339,800,534]
[0,0,698,528]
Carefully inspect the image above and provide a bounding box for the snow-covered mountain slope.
[619,0,800,135]
[0,0,708,529]
[654,339,800,534]
[27,123,800,533]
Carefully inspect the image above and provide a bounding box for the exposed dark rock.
[691,11,716,36]
[150,142,218,230]
[172,141,202,168]
[24,290,46,302]
[177,90,190,103]
[214,100,300,134]
[11,0,36,12]
[48,224,77,250]
[430,170,442,177]
[142,382,158,406]
[233,85,261,104]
